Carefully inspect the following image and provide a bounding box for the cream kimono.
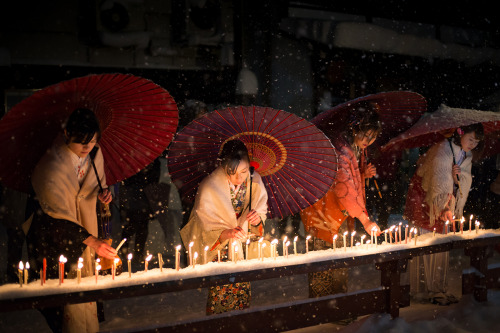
[30,135,105,333]
[180,166,268,264]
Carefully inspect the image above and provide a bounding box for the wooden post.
[463,246,490,302]
[375,258,408,318]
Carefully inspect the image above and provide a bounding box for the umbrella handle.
[248,166,254,235]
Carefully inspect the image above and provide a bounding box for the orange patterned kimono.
[300,136,370,244]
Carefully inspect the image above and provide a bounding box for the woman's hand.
[364,163,377,179]
[98,188,112,204]
[83,235,117,260]
[246,210,262,226]
[364,222,381,236]
[220,226,247,242]
[440,208,453,222]
[452,164,461,184]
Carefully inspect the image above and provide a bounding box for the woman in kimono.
[26,108,117,332]
[180,139,268,315]
[405,123,484,305]
[300,106,382,297]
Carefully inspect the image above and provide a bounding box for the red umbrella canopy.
[0,73,178,192]
[312,91,427,146]
[167,105,339,219]
[381,104,500,158]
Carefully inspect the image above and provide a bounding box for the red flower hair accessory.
[457,128,464,135]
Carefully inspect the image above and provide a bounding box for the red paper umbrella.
[381,104,500,158]
[167,105,338,219]
[0,73,178,192]
[312,91,427,146]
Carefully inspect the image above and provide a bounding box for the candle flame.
[176,245,181,250]
[343,231,348,236]
[461,216,465,222]
[445,220,449,225]
[262,243,266,248]
[193,252,198,259]
[333,234,338,240]
[114,258,120,264]
[399,222,402,225]
[414,229,418,234]
[294,236,298,242]
[271,239,278,245]
[189,241,194,248]
[234,246,238,253]
[128,253,133,260]
[246,239,250,245]
[470,214,473,220]
[410,227,414,232]
[286,241,290,246]
[145,254,152,261]
[19,261,23,270]
[384,230,388,234]
[355,242,361,246]
[78,262,83,269]
[204,245,209,251]
[96,264,101,271]
[351,231,356,236]
[59,255,67,263]
[78,257,83,263]
[366,240,371,244]
[259,237,264,243]
[25,262,30,270]
[361,235,366,240]
[306,235,311,240]
[96,258,101,263]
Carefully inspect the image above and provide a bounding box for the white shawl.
[31,135,106,276]
[417,139,472,226]
[180,166,268,263]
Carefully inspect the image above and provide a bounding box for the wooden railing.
[1,235,500,332]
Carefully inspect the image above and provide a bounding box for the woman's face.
[227,160,250,186]
[353,129,378,149]
[67,133,98,158]
[460,131,480,152]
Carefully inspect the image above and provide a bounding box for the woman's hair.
[451,123,485,158]
[219,139,250,175]
[64,108,101,144]
[344,102,382,143]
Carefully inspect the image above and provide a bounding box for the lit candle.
[234,246,238,263]
[188,241,194,266]
[389,226,394,244]
[475,220,480,234]
[445,220,449,234]
[261,243,266,261]
[145,253,152,272]
[343,231,348,252]
[204,246,209,265]
[333,234,338,251]
[452,215,456,234]
[374,228,378,246]
[285,241,290,258]
[305,235,311,254]
[272,239,279,259]
[128,253,133,277]
[218,249,221,263]
[95,262,101,284]
[193,252,198,268]
[293,236,298,255]
[40,269,43,286]
[355,242,361,248]
[460,216,464,234]
[24,262,29,285]
[174,245,180,271]
[59,255,67,285]
[246,239,250,260]
[469,214,473,233]
[433,228,436,237]
[366,240,371,248]
[360,235,366,248]
[409,228,413,242]
[399,222,402,244]
[77,257,83,284]
[351,231,356,248]
[370,228,374,245]
[158,253,163,272]
[282,236,288,257]
[112,257,119,280]
[18,261,23,287]
[384,230,388,243]
[414,229,418,245]
[405,225,408,244]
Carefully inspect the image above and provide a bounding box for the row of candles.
[16,216,482,286]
